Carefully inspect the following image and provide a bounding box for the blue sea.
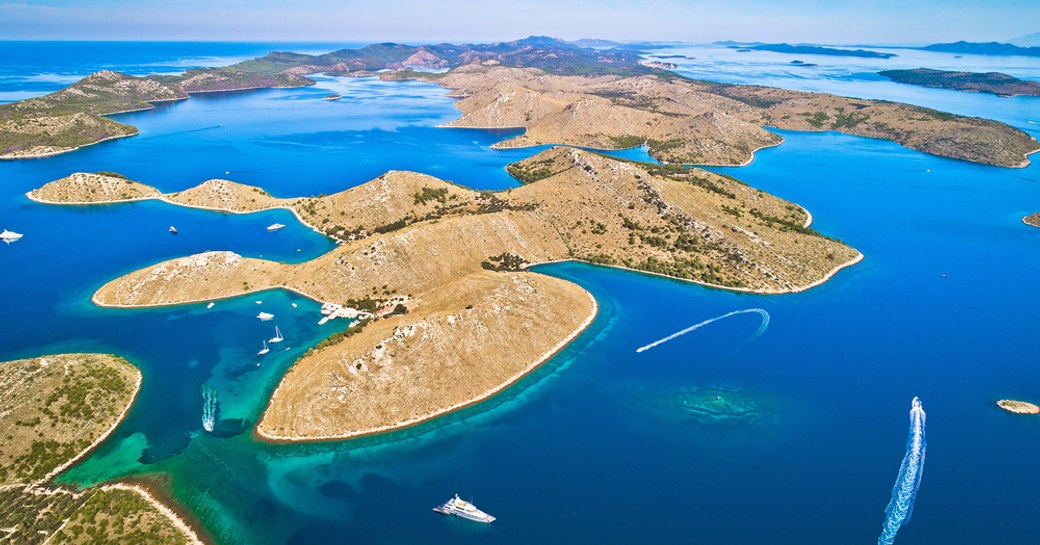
[1,42,1039,545]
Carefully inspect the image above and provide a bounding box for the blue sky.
[1,0,1037,44]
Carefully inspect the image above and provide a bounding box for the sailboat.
[269,326,284,344]
[258,340,270,355]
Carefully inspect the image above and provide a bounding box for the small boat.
[323,94,342,101]
[269,326,284,344]
[258,340,270,355]
[432,494,496,524]
[257,312,274,321]
[267,223,285,232]
[0,229,23,243]
[291,303,298,308]
[207,302,215,309]
[169,226,178,234]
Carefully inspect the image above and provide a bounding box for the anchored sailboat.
[258,340,270,355]
[269,326,284,344]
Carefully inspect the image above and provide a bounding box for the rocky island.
[0,353,203,544]
[32,145,859,439]
[996,399,1040,414]
[1024,213,1040,227]
[879,68,1040,97]
[3,37,1038,167]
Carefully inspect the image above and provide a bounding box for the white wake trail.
[201,383,219,433]
[635,308,770,353]
[878,396,927,545]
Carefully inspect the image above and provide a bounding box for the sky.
[0,0,1037,45]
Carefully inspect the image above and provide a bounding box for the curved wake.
[878,397,927,545]
[635,308,770,353]
[201,383,219,433]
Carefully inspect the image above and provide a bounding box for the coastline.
[102,481,209,545]
[41,362,142,483]
[26,192,332,243]
[529,251,863,296]
[253,288,600,443]
[0,132,137,161]
[1,82,314,161]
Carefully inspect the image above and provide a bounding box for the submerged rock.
[651,385,772,428]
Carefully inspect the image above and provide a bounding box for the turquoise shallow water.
[1,42,1039,544]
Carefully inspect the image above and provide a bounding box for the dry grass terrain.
[41,148,858,299]
[0,354,139,485]
[258,271,595,439]
[0,354,202,544]
[431,66,1039,168]
[30,172,161,203]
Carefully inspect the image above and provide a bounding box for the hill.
[879,68,1040,97]
[749,43,895,58]
[919,41,1040,57]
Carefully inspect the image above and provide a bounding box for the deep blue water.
[1,42,1039,545]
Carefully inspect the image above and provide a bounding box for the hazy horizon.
[1,0,1037,45]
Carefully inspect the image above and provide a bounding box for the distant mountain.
[749,43,895,58]
[569,38,661,50]
[920,41,1040,57]
[1009,32,1040,47]
[227,36,667,79]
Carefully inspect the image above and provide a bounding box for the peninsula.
[0,353,203,544]
[3,37,1038,168]
[1023,212,1040,228]
[33,146,859,440]
[879,68,1040,97]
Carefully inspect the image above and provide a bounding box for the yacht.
[169,226,178,234]
[0,229,23,243]
[267,223,285,232]
[257,312,274,321]
[432,494,496,524]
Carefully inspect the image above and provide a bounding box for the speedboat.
[0,229,23,243]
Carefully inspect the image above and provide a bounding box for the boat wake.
[878,397,926,545]
[201,383,219,433]
[635,308,769,353]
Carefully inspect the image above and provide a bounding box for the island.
[918,41,1040,58]
[996,399,1040,414]
[879,68,1040,97]
[1023,212,1040,228]
[31,145,860,440]
[3,37,1038,168]
[748,43,895,58]
[0,353,204,544]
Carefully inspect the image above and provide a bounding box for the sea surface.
[1,42,1038,545]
